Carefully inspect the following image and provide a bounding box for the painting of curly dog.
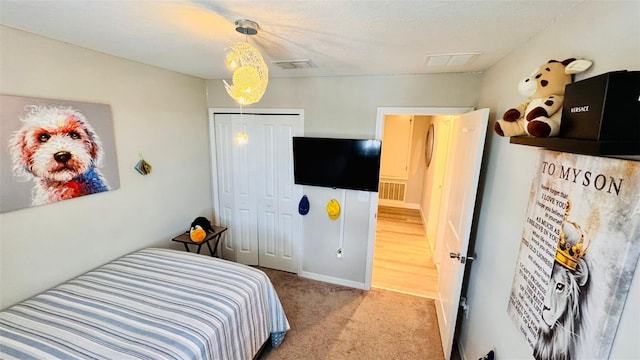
[1,96,119,212]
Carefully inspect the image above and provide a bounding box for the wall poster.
[1,95,120,213]
[507,150,640,360]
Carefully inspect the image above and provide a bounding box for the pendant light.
[223,19,269,105]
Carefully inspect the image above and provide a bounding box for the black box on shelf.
[560,70,640,141]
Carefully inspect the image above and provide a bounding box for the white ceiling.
[0,0,584,80]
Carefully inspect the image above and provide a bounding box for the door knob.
[450,252,475,264]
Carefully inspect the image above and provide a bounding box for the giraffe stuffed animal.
[494,58,592,138]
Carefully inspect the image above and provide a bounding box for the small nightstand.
[171,225,227,258]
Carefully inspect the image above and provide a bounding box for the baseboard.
[378,199,404,207]
[420,209,435,253]
[420,207,428,226]
[378,201,421,210]
[299,271,366,290]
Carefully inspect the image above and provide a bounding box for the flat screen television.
[292,137,382,192]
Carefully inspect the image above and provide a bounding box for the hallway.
[372,205,439,298]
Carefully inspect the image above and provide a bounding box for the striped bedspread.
[0,248,290,360]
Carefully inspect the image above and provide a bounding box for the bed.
[0,248,289,360]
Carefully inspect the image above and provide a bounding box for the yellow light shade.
[223,82,248,104]
[223,41,268,105]
[225,50,240,70]
[232,66,260,93]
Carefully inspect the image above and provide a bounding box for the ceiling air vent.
[424,52,481,67]
[271,59,314,69]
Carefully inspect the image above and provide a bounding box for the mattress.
[0,248,289,360]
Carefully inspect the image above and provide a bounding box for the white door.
[435,108,489,359]
[254,115,302,273]
[214,114,259,265]
[212,112,302,273]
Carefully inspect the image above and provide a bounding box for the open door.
[435,108,489,359]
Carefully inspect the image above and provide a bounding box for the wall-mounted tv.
[292,137,382,192]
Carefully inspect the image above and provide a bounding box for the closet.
[211,111,303,273]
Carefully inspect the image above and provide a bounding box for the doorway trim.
[365,106,473,290]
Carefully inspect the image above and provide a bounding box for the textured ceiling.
[0,0,584,80]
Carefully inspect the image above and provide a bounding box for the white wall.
[460,2,640,359]
[0,26,211,308]
[206,74,482,285]
[208,74,482,138]
[405,115,429,206]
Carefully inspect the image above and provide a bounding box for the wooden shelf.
[509,136,640,156]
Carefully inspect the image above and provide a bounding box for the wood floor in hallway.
[372,205,439,298]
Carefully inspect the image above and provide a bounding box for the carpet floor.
[257,267,445,360]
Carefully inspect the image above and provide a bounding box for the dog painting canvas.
[1,95,120,212]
